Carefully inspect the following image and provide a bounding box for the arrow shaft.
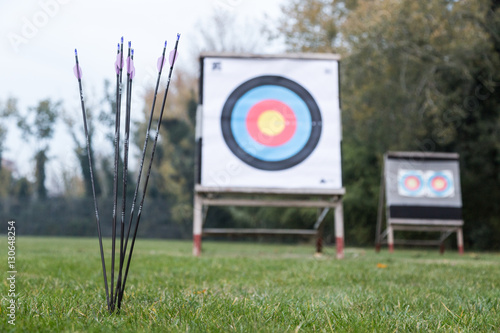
[118,35,180,309]
[74,51,110,311]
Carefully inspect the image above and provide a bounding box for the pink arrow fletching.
[169,49,178,66]
[115,52,123,74]
[127,56,135,79]
[73,64,82,79]
[157,56,165,71]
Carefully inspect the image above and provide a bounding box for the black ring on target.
[221,75,322,171]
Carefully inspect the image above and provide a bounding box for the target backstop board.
[197,53,342,189]
[193,53,345,258]
[376,151,464,253]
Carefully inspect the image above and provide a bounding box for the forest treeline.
[1,0,499,249]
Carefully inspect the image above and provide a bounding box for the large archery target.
[200,55,341,189]
[221,75,322,170]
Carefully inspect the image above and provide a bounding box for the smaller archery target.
[221,75,322,171]
[427,170,455,198]
[398,170,425,197]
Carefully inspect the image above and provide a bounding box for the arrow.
[114,42,135,308]
[110,36,124,312]
[117,35,180,309]
[127,48,135,79]
[157,41,167,71]
[73,48,110,312]
[169,35,179,66]
[73,50,82,79]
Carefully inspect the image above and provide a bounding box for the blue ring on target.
[221,75,322,170]
[427,171,453,197]
[398,171,424,197]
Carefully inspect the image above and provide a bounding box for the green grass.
[0,237,499,332]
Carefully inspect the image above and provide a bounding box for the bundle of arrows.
[73,34,180,313]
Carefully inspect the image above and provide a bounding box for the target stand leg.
[440,243,445,255]
[315,233,323,257]
[334,201,344,259]
[457,228,464,255]
[193,193,203,256]
[387,225,394,253]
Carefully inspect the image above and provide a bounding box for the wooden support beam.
[391,225,461,232]
[200,198,339,208]
[203,228,317,236]
[195,184,345,196]
[193,186,346,258]
[389,219,463,226]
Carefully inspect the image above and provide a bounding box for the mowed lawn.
[0,237,499,332]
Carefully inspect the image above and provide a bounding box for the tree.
[16,99,60,199]
[0,97,18,198]
[133,69,198,233]
[64,83,109,199]
[279,0,500,247]
[278,0,356,53]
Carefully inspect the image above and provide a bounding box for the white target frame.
[198,53,342,189]
[193,53,345,258]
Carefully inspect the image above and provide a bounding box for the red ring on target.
[404,175,421,191]
[246,99,297,146]
[430,176,447,191]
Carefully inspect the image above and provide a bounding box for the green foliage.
[0,97,19,197]
[1,237,499,332]
[14,99,60,199]
[17,99,59,142]
[133,71,197,233]
[279,0,500,249]
[34,149,49,199]
[0,198,187,238]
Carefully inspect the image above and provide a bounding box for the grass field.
[0,237,499,332]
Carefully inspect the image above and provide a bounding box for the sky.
[0,0,287,193]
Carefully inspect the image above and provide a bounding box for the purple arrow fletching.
[115,52,123,74]
[127,56,135,79]
[169,49,178,66]
[73,63,82,79]
[157,56,165,71]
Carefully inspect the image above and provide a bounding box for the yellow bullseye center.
[433,178,445,190]
[406,178,419,189]
[257,110,285,136]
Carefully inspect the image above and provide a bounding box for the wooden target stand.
[375,152,464,254]
[193,185,346,259]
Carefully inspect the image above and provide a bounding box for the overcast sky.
[0,0,286,193]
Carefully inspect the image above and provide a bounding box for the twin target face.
[221,76,322,171]
[398,170,455,198]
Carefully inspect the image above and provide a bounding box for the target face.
[398,170,425,197]
[398,169,455,198]
[221,75,322,171]
[200,55,342,189]
[427,171,454,197]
